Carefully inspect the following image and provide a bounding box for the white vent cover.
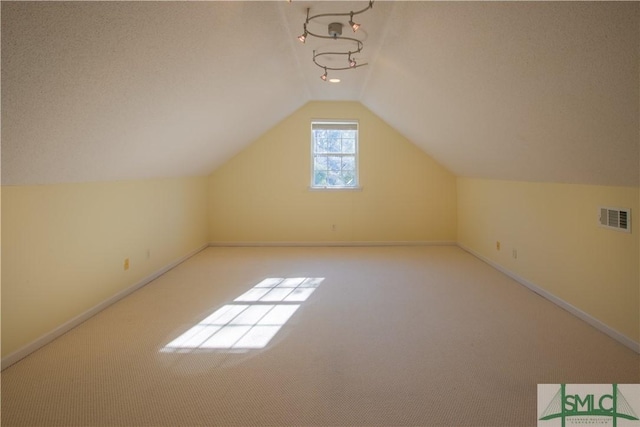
[598,207,631,233]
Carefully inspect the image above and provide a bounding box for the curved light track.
[298,1,374,80]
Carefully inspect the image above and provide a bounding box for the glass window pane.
[327,138,342,153]
[315,137,329,153]
[342,156,355,171]
[342,171,356,186]
[314,156,328,171]
[342,139,356,153]
[328,156,341,171]
[314,171,327,186]
[327,130,341,139]
[327,171,345,187]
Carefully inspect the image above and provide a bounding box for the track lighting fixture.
[348,54,357,68]
[349,13,360,32]
[297,1,373,81]
[298,24,307,43]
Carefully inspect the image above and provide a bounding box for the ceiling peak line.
[357,0,398,101]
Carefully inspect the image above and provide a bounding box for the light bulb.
[349,13,360,32]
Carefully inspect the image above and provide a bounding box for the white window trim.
[309,119,360,190]
[307,185,363,191]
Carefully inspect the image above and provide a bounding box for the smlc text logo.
[538,384,640,427]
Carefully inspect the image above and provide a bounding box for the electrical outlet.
[146,249,151,259]
[124,258,130,271]
[512,249,518,259]
[331,224,337,232]
[496,241,501,251]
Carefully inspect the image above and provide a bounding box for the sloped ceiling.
[2,1,638,186]
[362,1,639,187]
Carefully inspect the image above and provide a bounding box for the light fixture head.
[349,13,360,32]
[298,24,308,43]
[348,54,357,68]
[321,68,328,81]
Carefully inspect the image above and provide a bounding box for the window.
[311,121,359,189]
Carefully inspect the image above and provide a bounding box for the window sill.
[308,186,363,192]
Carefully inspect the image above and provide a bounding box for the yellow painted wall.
[208,101,457,243]
[1,176,209,357]
[457,178,640,343]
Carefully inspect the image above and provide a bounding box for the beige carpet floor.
[1,246,638,426]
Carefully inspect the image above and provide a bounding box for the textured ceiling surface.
[362,1,639,186]
[2,1,638,186]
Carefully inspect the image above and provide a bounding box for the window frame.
[309,120,361,190]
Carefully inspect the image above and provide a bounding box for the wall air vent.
[598,207,631,233]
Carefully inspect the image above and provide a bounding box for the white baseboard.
[457,243,640,354]
[8,241,633,370]
[209,240,457,247]
[1,244,209,371]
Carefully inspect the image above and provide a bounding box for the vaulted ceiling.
[2,1,638,186]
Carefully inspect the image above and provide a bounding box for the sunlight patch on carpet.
[161,277,323,352]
